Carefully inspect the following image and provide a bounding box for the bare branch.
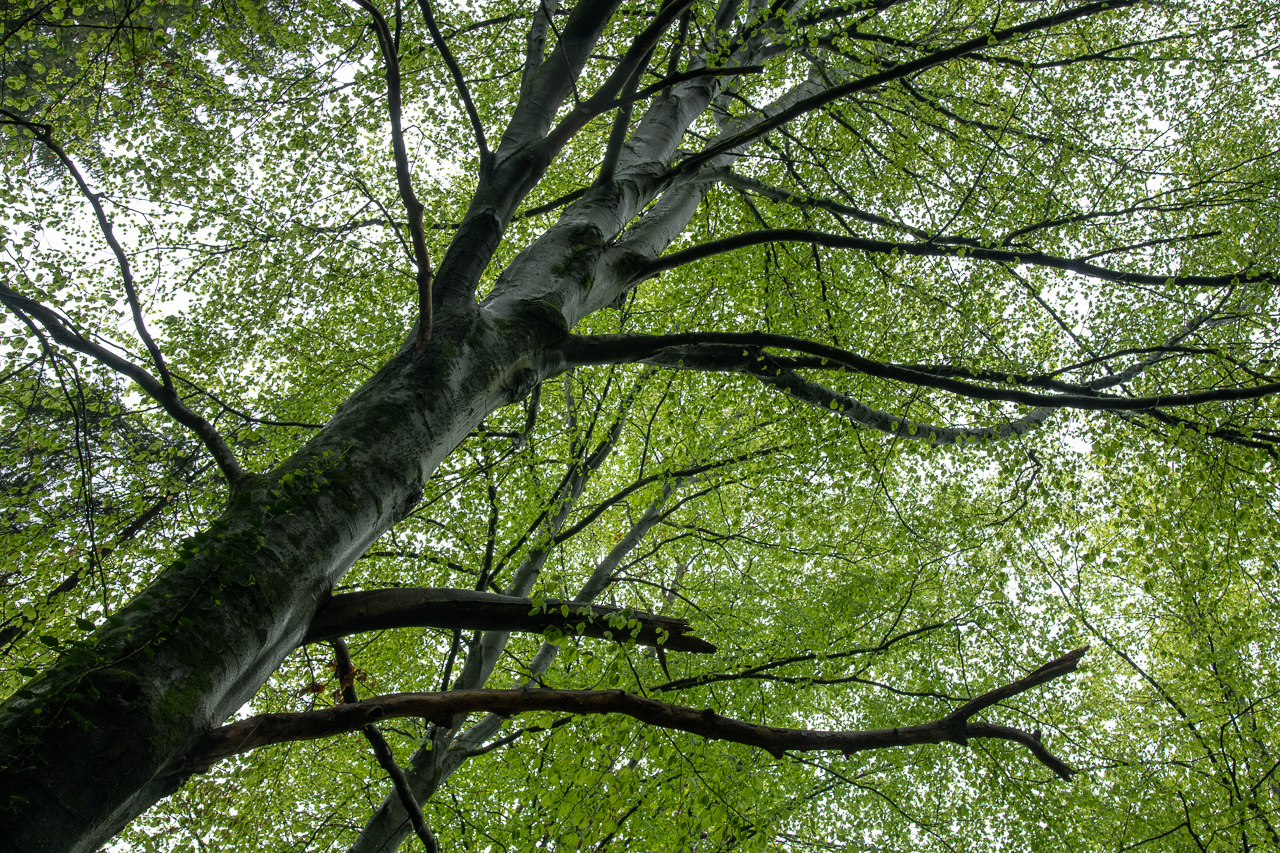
[941,646,1089,737]
[515,186,589,220]
[553,445,780,547]
[622,65,765,111]
[653,622,957,694]
[721,169,940,241]
[333,640,440,853]
[0,111,176,390]
[188,648,1087,779]
[304,587,716,652]
[636,228,1275,291]
[171,375,326,429]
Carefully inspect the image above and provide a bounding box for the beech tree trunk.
[4,0,1272,848]
[0,305,553,850]
[0,35,729,842]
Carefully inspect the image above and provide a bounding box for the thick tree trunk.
[0,60,725,849]
[0,300,564,852]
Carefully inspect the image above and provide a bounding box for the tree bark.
[0,0,1215,846]
[0,302,566,852]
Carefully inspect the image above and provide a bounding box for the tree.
[1,0,1278,848]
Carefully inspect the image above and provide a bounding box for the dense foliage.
[2,0,1279,849]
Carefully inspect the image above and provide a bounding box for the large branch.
[187,648,1088,779]
[561,333,1280,414]
[636,228,1275,291]
[673,0,1142,175]
[304,588,716,652]
[519,0,557,99]
[503,0,627,147]
[542,0,698,156]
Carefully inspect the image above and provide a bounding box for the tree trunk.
[0,52,795,849]
[0,300,564,852]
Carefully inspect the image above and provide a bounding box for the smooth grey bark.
[0,1,634,843]
[2,0,1253,848]
[334,6,851,849]
[0,272,609,838]
[0,301,563,852]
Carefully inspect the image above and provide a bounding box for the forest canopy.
[1,0,1279,850]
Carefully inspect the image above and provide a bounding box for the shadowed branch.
[304,587,716,652]
[0,285,245,483]
[349,0,435,345]
[0,109,174,389]
[673,0,1142,175]
[562,332,1280,414]
[188,648,1087,779]
[416,0,489,170]
[636,227,1274,291]
[333,639,440,852]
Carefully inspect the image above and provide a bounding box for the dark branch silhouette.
[188,647,1088,780]
[305,588,716,652]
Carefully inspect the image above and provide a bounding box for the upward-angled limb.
[674,0,1142,175]
[349,0,436,345]
[520,0,558,100]
[0,112,245,484]
[415,0,490,171]
[333,639,441,853]
[542,0,698,156]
